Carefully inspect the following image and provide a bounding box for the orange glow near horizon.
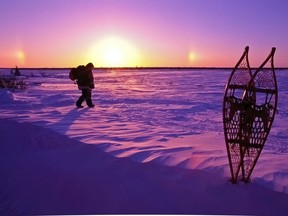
[1,49,26,67]
[1,1,287,68]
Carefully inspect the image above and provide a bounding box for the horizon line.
[1,66,288,70]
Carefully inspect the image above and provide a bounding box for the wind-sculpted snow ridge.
[0,118,288,215]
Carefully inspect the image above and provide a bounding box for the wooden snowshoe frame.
[223,46,278,183]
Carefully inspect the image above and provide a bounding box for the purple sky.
[0,0,287,67]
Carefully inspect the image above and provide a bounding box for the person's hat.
[86,62,94,69]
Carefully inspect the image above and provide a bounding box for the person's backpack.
[69,65,85,81]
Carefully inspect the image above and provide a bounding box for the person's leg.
[76,90,85,108]
[85,89,95,107]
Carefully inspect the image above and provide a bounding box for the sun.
[88,36,141,67]
[103,46,123,67]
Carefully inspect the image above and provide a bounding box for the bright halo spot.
[188,52,196,63]
[88,36,141,67]
[15,50,25,64]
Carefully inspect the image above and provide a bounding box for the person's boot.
[76,97,84,108]
[76,104,84,108]
[86,99,95,108]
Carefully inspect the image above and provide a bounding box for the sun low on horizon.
[86,36,142,68]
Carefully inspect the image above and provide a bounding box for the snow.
[0,68,287,215]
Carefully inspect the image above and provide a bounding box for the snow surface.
[0,68,287,215]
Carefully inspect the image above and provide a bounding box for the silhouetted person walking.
[76,62,95,108]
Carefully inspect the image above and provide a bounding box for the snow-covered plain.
[0,68,287,215]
